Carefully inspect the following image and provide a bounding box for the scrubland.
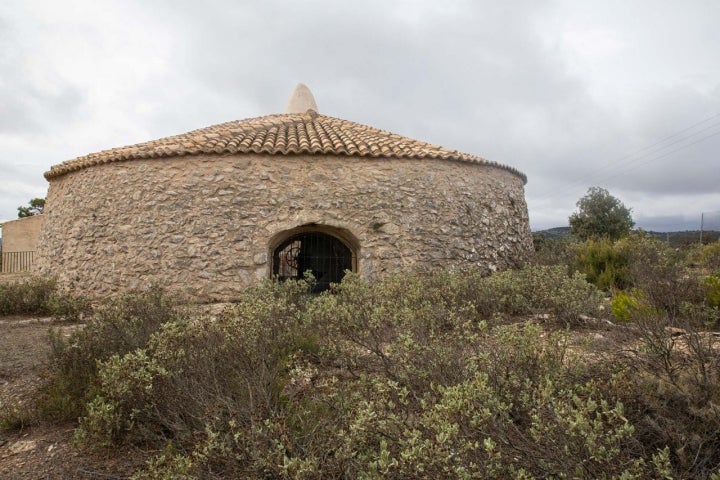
[2,233,720,479]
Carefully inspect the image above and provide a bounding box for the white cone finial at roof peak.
[285,83,319,114]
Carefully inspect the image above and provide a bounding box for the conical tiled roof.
[45,92,526,183]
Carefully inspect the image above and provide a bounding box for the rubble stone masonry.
[35,154,532,300]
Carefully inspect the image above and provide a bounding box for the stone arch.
[268,224,359,292]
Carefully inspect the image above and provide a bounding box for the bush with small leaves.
[620,233,706,319]
[704,275,720,308]
[75,279,318,466]
[0,277,56,316]
[611,288,661,323]
[321,324,660,479]
[574,237,630,291]
[131,450,196,480]
[39,286,186,421]
[531,234,581,271]
[0,403,34,433]
[76,350,170,446]
[697,241,720,272]
[0,277,89,319]
[611,308,720,478]
[467,265,604,324]
[44,291,91,322]
[38,269,720,478]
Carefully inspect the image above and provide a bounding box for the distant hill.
[532,227,719,247]
[532,227,571,239]
[645,230,719,246]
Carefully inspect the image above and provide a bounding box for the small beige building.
[35,85,532,299]
[1,215,44,273]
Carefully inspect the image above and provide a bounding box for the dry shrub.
[704,275,720,311]
[42,268,720,478]
[0,276,89,319]
[0,403,34,433]
[66,270,666,479]
[693,241,720,272]
[531,234,581,271]
[606,304,720,479]
[76,279,318,476]
[620,233,706,319]
[39,286,185,421]
[0,277,56,315]
[574,237,630,291]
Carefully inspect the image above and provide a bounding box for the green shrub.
[131,446,196,480]
[574,237,629,290]
[465,265,604,324]
[0,402,34,432]
[696,241,720,271]
[612,312,720,478]
[39,286,186,422]
[45,291,91,322]
[576,232,709,319]
[531,234,581,271]
[611,289,660,323]
[43,270,718,478]
[704,275,720,308]
[76,349,171,446]
[305,323,657,479]
[0,276,90,320]
[620,233,706,319]
[502,265,604,324]
[75,278,316,449]
[0,277,57,315]
[74,272,655,479]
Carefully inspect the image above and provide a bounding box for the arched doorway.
[272,230,355,292]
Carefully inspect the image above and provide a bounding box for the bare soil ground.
[0,316,149,479]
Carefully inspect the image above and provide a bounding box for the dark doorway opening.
[273,231,353,292]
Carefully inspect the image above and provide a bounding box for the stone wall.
[1,215,45,273]
[35,154,532,300]
[2,215,44,252]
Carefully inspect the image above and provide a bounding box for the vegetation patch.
[25,262,717,478]
[0,276,89,319]
[1,237,714,479]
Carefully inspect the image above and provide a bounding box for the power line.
[584,128,720,186]
[535,118,720,201]
[533,112,720,202]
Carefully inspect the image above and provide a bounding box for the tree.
[17,198,45,218]
[569,187,634,241]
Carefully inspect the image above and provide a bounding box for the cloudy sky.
[1,0,719,232]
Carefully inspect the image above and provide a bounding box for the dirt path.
[0,317,148,479]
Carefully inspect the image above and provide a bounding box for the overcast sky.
[1,0,719,232]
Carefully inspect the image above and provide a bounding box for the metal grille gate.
[273,232,353,292]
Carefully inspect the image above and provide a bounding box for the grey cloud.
[2,0,719,232]
[0,82,83,134]
[0,12,85,134]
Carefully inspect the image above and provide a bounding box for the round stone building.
[35,85,532,299]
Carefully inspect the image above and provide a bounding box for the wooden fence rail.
[1,251,35,273]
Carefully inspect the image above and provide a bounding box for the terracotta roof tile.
[44,112,526,183]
